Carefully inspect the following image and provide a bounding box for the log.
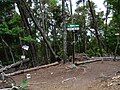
[75,59,102,65]
[6,62,59,76]
[0,58,29,72]
[91,57,120,60]
[0,88,12,90]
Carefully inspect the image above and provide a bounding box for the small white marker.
[26,74,31,79]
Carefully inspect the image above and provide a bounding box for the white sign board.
[22,45,29,50]
[21,55,25,59]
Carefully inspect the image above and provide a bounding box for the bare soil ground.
[12,61,120,90]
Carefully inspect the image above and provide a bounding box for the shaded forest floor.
[12,61,120,90]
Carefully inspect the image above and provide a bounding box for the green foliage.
[0,12,23,36]
[21,35,36,42]
[9,13,21,25]
[86,48,106,57]
[0,22,9,35]
[52,6,62,26]
[19,79,28,90]
[0,22,23,35]
[11,26,23,35]
[49,0,58,7]
[57,50,64,58]
[86,49,96,57]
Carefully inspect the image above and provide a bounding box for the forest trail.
[12,61,120,90]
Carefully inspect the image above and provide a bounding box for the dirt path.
[12,61,120,90]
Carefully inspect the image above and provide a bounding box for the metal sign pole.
[72,30,75,64]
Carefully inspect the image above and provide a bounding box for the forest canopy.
[0,0,120,66]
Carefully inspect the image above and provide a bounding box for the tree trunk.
[105,2,109,53]
[62,0,67,63]
[2,41,9,62]
[88,0,103,56]
[114,36,119,60]
[69,0,72,15]
[41,4,49,63]
[83,1,87,53]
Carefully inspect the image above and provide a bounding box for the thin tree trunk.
[2,42,9,62]
[105,2,109,53]
[52,22,56,52]
[19,34,25,56]
[69,0,72,15]
[114,37,119,60]
[88,0,103,56]
[83,1,87,53]
[41,4,49,63]
[62,0,67,63]
[45,24,50,63]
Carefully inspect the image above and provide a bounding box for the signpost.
[67,24,80,31]
[67,24,80,64]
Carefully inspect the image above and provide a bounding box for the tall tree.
[62,0,67,63]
